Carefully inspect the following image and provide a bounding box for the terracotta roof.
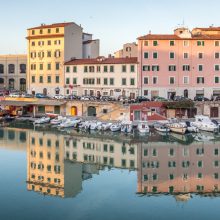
[194,27,220,31]
[138,34,181,40]
[65,57,138,65]
[28,22,74,30]
[138,33,220,40]
[147,113,167,121]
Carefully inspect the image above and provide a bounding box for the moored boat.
[121,121,133,133]
[110,122,122,132]
[137,121,149,133]
[154,123,170,133]
[34,117,50,125]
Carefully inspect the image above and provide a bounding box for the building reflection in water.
[1,127,220,200]
[137,140,220,200]
[26,129,137,198]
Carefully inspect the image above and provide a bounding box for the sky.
[1,0,220,56]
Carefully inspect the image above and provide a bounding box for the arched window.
[20,64,26,73]
[8,64,15,74]
[184,89,188,98]
[9,78,15,89]
[0,64,4,74]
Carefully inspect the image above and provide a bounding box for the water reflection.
[1,126,220,200]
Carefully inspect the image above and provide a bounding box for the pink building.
[138,27,220,100]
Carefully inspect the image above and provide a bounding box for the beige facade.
[114,42,138,58]
[64,57,139,98]
[83,33,100,58]
[0,55,27,91]
[27,22,83,96]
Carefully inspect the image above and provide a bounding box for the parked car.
[136,96,150,103]
[22,93,34,98]
[194,96,209,101]
[66,95,78,100]
[100,96,110,101]
[89,96,97,101]
[35,93,49,99]
[9,93,20,98]
[81,96,90,101]
[54,94,65,99]
[153,96,168,102]
[212,96,220,101]
[173,96,190,101]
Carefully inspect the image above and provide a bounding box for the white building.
[64,57,139,98]
[83,33,100,58]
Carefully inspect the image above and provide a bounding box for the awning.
[32,99,66,106]
[0,100,33,107]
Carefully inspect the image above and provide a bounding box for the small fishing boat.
[166,118,187,135]
[137,121,149,133]
[59,118,80,128]
[121,121,133,133]
[154,123,170,133]
[110,122,122,132]
[90,121,102,130]
[34,117,50,125]
[97,122,112,131]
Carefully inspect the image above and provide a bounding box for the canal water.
[0,125,220,220]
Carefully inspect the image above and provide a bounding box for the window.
[110,65,114,72]
[170,52,175,59]
[97,78,101,84]
[32,30,35,35]
[8,64,15,74]
[32,76,35,83]
[130,78,135,85]
[144,90,148,96]
[153,41,158,46]
[169,77,175,84]
[66,66,70,73]
[215,65,220,71]
[130,65,135,72]
[198,65,203,71]
[215,52,220,59]
[38,106,45,113]
[198,52,203,59]
[183,76,189,84]
[143,65,150,71]
[197,77,204,84]
[89,66,95,72]
[39,76,43,83]
[47,63,51,70]
[0,64,4,73]
[183,52,189,59]
[215,76,219,84]
[104,66,108,72]
[198,160,203,167]
[48,40,51,45]
[73,66,77,73]
[169,174,174,180]
[144,52,149,59]
[66,78,70,85]
[47,51,51,57]
[31,41,35,46]
[56,28,59,33]
[122,65,127,72]
[55,62,60,70]
[144,77,149,84]
[39,29,43,34]
[104,78,108,85]
[183,40,189,47]
[215,41,220,47]
[170,40,175,46]
[197,41,205,46]
[73,78,77,85]
[153,77,157,84]
[168,65,176,71]
[214,148,219,156]
[144,149,148,156]
[39,63,43,70]
[47,76,51,83]
[183,65,190,71]
[84,66,88,72]
[122,78,126,85]
[55,76,59,83]
[20,64,26,73]
[153,52,158,59]
[110,78,114,85]
[144,41,149,46]
[152,65,159,71]
[54,50,61,58]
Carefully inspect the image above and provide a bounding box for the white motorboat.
[50,116,66,125]
[121,121,133,133]
[90,121,102,130]
[34,117,50,125]
[97,122,112,131]
[154,123,170,133]
[59,119,80,128]
[185,121,199,133]
[194,133,215,142]
[191,115,218,132]
[110,123,122,132]
[137,121,149,133]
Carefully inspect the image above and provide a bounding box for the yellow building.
[26,22,83,96]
